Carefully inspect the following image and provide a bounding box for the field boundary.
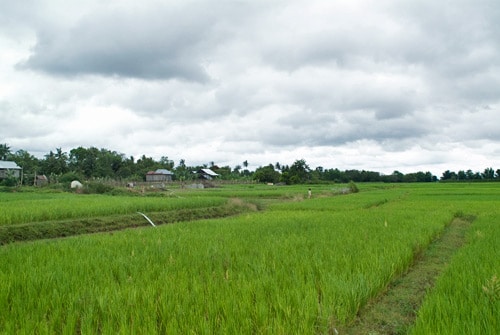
[0,200,258,245]
[337,215,474,334]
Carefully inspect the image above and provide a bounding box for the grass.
[0,182,498,333]
[410,209,500,334]
[341,216,474,334]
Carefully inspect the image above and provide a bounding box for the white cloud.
[1,0,499,175]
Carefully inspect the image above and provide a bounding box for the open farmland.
[0,183,498,334]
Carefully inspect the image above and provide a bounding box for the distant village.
[1,144,499,187]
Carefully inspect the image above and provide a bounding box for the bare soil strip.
[336,216,473,335]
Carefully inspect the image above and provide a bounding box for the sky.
[1,0,499,176]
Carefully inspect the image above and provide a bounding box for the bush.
[0,176,18,187]
[60,172,84,184]
[80,182,114,194]
[349,181,359,193]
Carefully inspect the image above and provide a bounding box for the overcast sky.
[1,0,499,175]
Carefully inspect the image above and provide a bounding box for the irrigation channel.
[339,216,474,334]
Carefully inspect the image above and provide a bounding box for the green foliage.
[253,164,280,183]
[0,143,11,160]
[282,159,311,184]
[0,176,18,187]
[59,172,84,184]
[349,180,359,193]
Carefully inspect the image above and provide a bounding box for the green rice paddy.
[0,183,498,334]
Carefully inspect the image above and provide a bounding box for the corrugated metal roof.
[201,168,219,176]
[155,169,174,175]
[0,161,21,169]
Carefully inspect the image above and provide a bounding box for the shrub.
[0,176,18,187]
[81,182,114,194]
[349,180,359,193]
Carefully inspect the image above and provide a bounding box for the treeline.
[1,144,499,185]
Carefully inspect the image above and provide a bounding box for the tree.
[482,167,495,180]
[135,155,159,180]
[242,160,251,176]
[0,143,11,160]
[159,156,174,170]
[69,147,98,178]
[286,159,311,184]
[42,148,68,175]
[254,164,281,183]
[96,149,124,178]
[441,170,457,181]
[11,150,40,184]
[465,169,475,180]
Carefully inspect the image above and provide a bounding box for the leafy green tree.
[135,155,159,180]
[310,166,324,182]
[69,147,98,178]
[42,148,68,175]
[174,158,193,181]
[117,156,135,179]
[465,169,475,180]
[213,165,232,179]
[95,149,124,178]
[323,168,345,182]
[159,156,174,170]
[441,170,457,181]
[10,150,40,184]
[254,164,281,183]
[287,159,311,184]
[482,167,495,180]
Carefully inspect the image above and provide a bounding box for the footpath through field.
[340,216,473,334]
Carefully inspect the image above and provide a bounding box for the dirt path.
[336,216,473,335]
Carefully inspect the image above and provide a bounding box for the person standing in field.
[308,188,312,199]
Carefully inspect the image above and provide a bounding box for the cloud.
[17,2,240,81]
[1,0,500,176]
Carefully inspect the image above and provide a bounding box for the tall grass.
[0,183,498,333]
[0,193,226,225]
[410,206,500,334]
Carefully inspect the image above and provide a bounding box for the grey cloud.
[17,3,231,81]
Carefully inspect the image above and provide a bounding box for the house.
[0,161,21,179]
[196,168,219,180]
[146,169,174,182]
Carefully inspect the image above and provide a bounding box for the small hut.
[146,169,174,182]
[35,175,48,187]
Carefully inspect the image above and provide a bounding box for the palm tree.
[0,143,11,160]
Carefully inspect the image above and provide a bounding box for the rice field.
[0,191,226,225]
[0,183,498,334]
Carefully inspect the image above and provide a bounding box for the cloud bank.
[1,0,499,175]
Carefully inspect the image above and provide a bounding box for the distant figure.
[308,188,312,199]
